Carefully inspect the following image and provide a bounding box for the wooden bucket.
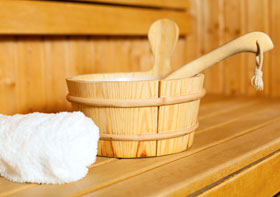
[66,73,205,158]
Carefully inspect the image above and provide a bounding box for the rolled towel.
[0,111,99,184]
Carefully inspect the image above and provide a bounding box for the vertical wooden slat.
[15,37,46,113]
[185,0,202,63]
[191,0,274,97]
[1,0,280,115]
[43,37,70,112]
[202,0,224,94]
[240,0,247,95]
[130,38,153,72]
[0,0,191,35]
[0,37,17,115]
[270,0,280,97]
[246,0,270,96]
[223,0,245,95]
[170,38,186,71]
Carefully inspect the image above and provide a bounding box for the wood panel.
[246,0,270,96]
[2,97,280,196]
[200,150,280,197]
[0,37,186,115]
[0,0,191,35]
[202,0,224,94]
[186,0,279,97]
[223,0,246,95]
[88,118,280,196]
[71,0,190,9]
[270,0,280,97]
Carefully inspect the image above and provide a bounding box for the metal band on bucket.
[67,89,206,108]
[99,122,199,141]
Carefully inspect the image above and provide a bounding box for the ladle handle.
[164,32,274,80]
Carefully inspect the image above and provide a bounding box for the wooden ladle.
[147,18,179,77]
[164,32,273,80]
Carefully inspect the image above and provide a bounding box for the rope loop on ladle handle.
[251,40,264,91]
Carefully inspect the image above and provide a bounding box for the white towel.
[0,112,99,184]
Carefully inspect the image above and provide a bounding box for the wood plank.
[0,36,189,115]
[184,0,203,63]
[199,95,240,105]
[202,0,224,94]
[0,0,191,35]
[0,96,231,195]
[197,100,265,133]
[186,0,278,97]
[0,157,116,196]
[8,101,280,196]
[43,37,71,112]
[71,0,190,9]
[246,0,270,96]
[270,0,280,97]
[199,97,253,119]
[15,37,46,114]
[0,37,17,115]
[0,94,221,196]
[200,150,280,197]
[89,120,280,196]
[223,0,246,95]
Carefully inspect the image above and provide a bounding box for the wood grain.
[157,75,204,156]
[71,0,190,9]
[88,120,280,196]
[4,97,280,196]
[200,150,280,197]
[223,0,246,95]
[0,36,186,115]
[0,37,16,115]
[1,0,280,115]
[0,157,116,196]
[270,0,280,97]
[148,19,179,77]
[186,0,278,97]
[202,0,224,94]
[246,0,270,96]
[67,75,159,158]
[0,0,191,35]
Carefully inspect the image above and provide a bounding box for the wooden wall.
[186,0,280,97]
[0,36,187,115]
[0,0,279,115]
[0,0,189,115]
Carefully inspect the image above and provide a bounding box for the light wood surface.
[157,75,204,156]
[0,36,187,115]
[2,0,280,115]
[165,32,273,79]
[186,0,279,97]
[66,73,204,157]
[67,75,159,158]
[0,0,190,115]
[71,0,190,9]
[148,19,179,77]
[0,0,191,35]
[1,95,280,196]
[200,150,280,197]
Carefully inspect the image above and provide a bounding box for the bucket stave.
[66,73,204,158]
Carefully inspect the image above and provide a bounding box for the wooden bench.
[1,95,280,196]
[0,1,279,196]
[0,0,191,115]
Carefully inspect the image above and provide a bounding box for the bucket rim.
[66,72,204,83]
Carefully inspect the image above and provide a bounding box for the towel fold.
[0,111,99,184]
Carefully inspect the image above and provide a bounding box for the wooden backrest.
[0,0,192,115]
[0,0,191,35]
